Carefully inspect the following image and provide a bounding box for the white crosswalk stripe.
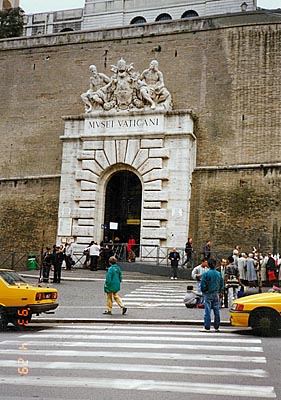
[123,283,187,308]
[0,324,276,399]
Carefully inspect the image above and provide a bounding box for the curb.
[32,317,231,326]
[21,273,194,284]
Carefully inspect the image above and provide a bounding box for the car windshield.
[0,271,26,285]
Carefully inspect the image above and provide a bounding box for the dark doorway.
[104,171,142,245]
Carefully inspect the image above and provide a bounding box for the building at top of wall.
[22,0,257,37]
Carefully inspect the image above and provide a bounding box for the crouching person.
[184,285,200,308]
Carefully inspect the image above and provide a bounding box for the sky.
[20,0,280,14]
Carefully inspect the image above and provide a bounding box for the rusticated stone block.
[142,227,167,239]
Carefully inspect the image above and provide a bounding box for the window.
[0,271,26,285]
[53,22,81,33]
[59,27,74,32]
[181,10,199,19]
[130,16,146,25]
[31,25,45,35]
[155,13,172,22]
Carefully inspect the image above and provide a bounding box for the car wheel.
[250,308,281,336]
[0,321,8,330]
[0,308,8,330]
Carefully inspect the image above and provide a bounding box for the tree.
[0,7,24,39]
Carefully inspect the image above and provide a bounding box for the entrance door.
[104,171,142,245]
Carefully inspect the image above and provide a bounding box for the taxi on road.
[0,269,58,329]
[230,287,281,336]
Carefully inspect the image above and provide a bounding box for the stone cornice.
[0,174,61,182]
[195,163,281,171]
[62,109,194,120]
[0,12,280,51]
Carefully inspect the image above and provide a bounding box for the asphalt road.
[1,269,280,400]
[0,322,280,400]
[20,268,231,324]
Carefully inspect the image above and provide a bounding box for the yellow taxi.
[0,269,58,329]
[230,288,281,336]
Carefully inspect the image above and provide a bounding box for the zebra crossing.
[0,324,276,399]
[122,282,187,308]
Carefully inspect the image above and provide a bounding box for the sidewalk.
[23,260,192,281]
[21,265,179,282]
[20,267,232,326]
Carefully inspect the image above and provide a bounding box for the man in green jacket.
[103,256,127,315]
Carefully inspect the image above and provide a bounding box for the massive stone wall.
[0,178,60,253]
[0,13,280,253]
[189,166,281,254]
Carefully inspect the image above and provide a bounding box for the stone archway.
[104,170,142,244]
[58,110,195,253]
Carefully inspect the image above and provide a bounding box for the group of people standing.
[173,240,281,332]
[186,250,256,332]
[170,237,280,286]
[83,235,137,271]
[84,241,103,271]
[41,241,74,284]
[190,247,278,306]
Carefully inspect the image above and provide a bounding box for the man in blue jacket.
[103,256,127,315]
[200,259,224,332]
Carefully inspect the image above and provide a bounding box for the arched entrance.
[104,170,142,246]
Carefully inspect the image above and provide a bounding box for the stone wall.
[0,13,280,253]
[189,166,281,254]
[0,178,60,253]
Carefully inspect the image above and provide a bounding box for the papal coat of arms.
[81,58,172,113]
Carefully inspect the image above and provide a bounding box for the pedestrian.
[233,245,241,255]
[238,253,248,285]
[83,241,93,268]
[200,260,224,332]
[277,259,281,286]
[127,234,136,262]
[191,258,209,299]
[246,253,257,287]
[216,258,228,307]
[42,247,52,283]
[89,241,100,271]
[101,244,114,270]
[203,240,211,260]
[232,249,239,266]
[113,236,122,260]
[225,255,242,308]
[64,241,74,270]
[52,245,64,283]
[182,237,193,267]
[103,256,127,315]
[168,247,180,279]
[266,253,277,286]
[184,285,200,308]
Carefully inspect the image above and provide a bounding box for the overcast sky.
[20,0,280,14]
